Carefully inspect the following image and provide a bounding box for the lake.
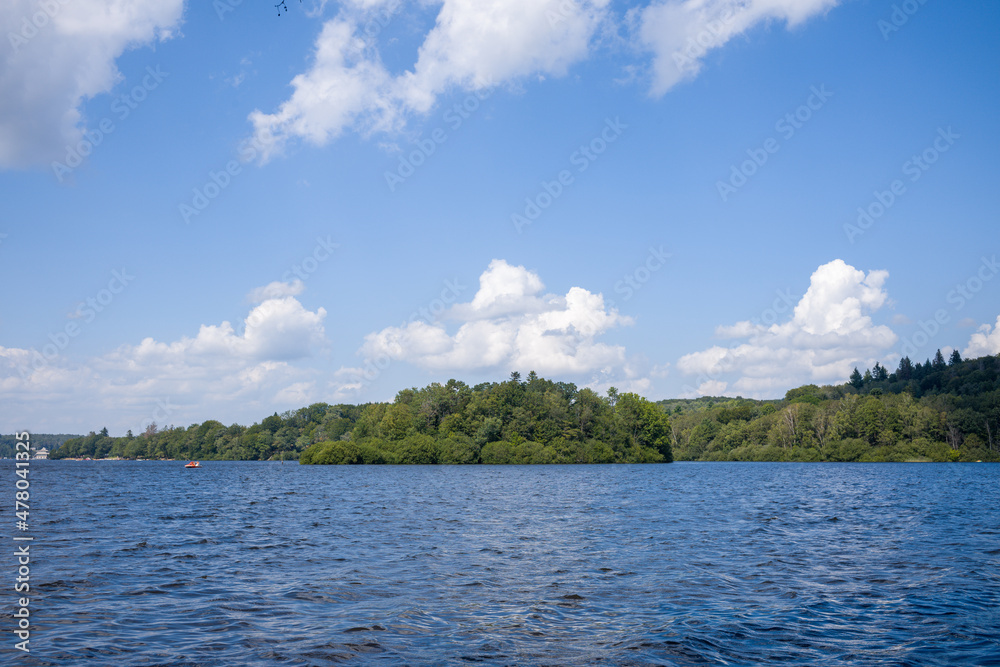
[7,461,1000,665]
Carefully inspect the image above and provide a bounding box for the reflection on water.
[10,461,1000,665]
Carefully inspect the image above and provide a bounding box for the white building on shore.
[33,447,49,459]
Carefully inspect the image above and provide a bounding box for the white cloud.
[677,259,897,397]
[359,259,632,376]
[0,291,328,433]
[248,0,610,162]
[963,315,1000,358]
[247,279,305,303]
[109,294,327,365]
[637,0,838,96]
[398,0,610,112]
[697,380,728,395]
[247,18,397,163]
[0,0,184,169]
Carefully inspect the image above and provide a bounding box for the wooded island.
[46,351,1000,463]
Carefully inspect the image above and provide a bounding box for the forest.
[45,352,999,464]
[0,433,78,459]
[50,372,673,464]
[666,351,999,462]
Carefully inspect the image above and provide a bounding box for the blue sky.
[1,0,998,435]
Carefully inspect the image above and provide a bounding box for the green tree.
[896,356,914,381]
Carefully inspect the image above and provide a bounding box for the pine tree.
[897,356,914,380]
[933,349,947,370]
[949,349,962,366]
[849,367,864,389]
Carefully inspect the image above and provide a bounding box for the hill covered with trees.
[666,351,999,462]
[298,373,672,464]
[50,353,999,464]
[51,373,673,464]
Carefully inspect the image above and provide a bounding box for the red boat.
[184,461,201,468]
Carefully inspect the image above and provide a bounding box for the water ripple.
[5,461,1000,665]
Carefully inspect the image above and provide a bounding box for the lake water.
[6,461,1000,665]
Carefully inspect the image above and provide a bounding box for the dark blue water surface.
[4,461,1000,665]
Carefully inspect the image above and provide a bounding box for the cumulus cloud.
[963,315,1000,358]
[0,0,184,169]
[358,259,631,376]
[397,0,609,111]
[247,279,305,303]
[248,0,610,162]
[677,259,897,397]
[636,0,838,96]
[245,0,848,159]
[247,18,397,163]
[107,291,327,366]
[0,289,328,433]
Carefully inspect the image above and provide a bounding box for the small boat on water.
[184,461,201,468]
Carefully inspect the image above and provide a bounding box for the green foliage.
[52,354,999,465]
[665,353,1000,463]
[296,373,672,465]
[51,372,675,465]
[0,433,79,459]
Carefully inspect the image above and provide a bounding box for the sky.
[1,0,998,436]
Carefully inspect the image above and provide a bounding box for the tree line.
[0,433,78,459]
[49,352,999,464]
[50,372,673,464]
[668,352,999,462]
